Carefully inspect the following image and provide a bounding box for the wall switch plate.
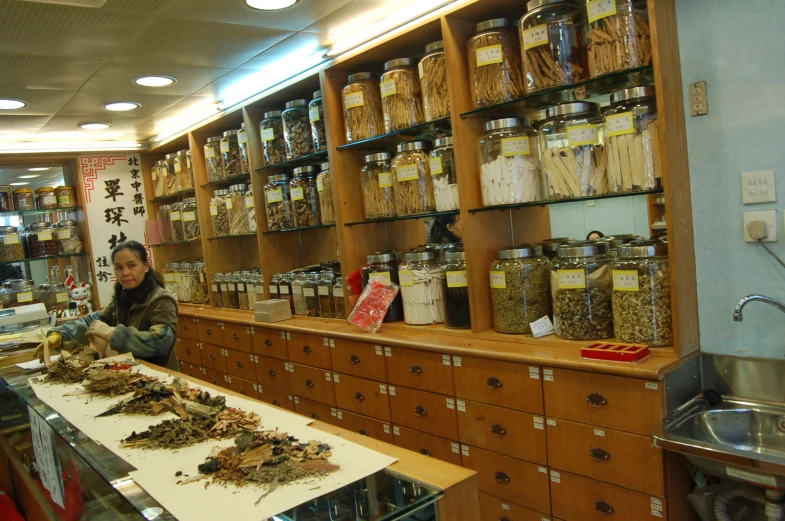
[742,170,776,204]
[689,81,708,116]
[743,210,777,242]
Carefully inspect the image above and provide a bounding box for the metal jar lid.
[545,102,601,119]
[444,249,466,261]
[610,85,656,105]
[425,40,444,54]
[384,57,415,70]
[215,189,230,196]
[618,240,668,259]
[476,18,513,33]
[229,183,246,192]
[319,162,330,172]
[263,110,282,119]
[171,201,181,210]
[13,188,32,194]
[167,262,178,269]
[222,129,238,137]
[165,152,178,160]
[268,173,289,183]
[193,260,205,269]
[539,237,571,250]
[348,72,376,83]
[176,149,188,157]
[155,160,166,166]
[240,122,246,130]
[558,240,610,257]
[367,252,398,263]
[499,244,543,259]
[183,197,197,205]
[485,117,531,132]
[179,262,191,269]
[313,90,322,99]
[527,0,578,12]
[396,141,428,153]
[434,136,454,148]
[56,219,78,227]
[292,165,317,176]
[365,152,391,162]
[285,99,308,109]
[404,251,436,262]
[160,204,171,211]
[0,226,17,234]
[207,136,222,143]
[30,221,52,231]
[601,234,643,250]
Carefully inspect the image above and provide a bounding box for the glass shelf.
[468,189,664,214]
[337,118,452,151]
[149,189,195,203]
[152,238,201,247]
[200,173,251,189]
[0,206,82,218]
[345,210,459,227]
[255,150,329,174]
[461,65,655,118]
[207,233,257,241]
[262,223,335,235]
[0,252,90,267]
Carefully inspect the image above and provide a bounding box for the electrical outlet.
[743,210,777,242]
[741,170,776,204]
[689,81,708,116]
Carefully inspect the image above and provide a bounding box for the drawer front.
[251,327,288,360]
[203,367,228,388]
[293,396,337,424]
[222,323,253,353]
[333,373,391,422]
[197,319,224,346]
[385,346,455,395]
[179,362,202,379]
[226,375,257,398]
[176,337,202,366]
[454,356,544,414]
[479,493,552,521]
[392,425,461,466]
[255,356,290,392]
[257,385,294,411]
[335,410,394,444]
[202,343,227,373]
[225,348,257,382]
[550,470,667,521]
[287,332,332,369]
[331,339,386,381]
[462,445,551,514]
[388,386,458,440]
[289,363,336,406]
[178,317,199,340]
[546,418,665,496]
[457,400,547,465]
[542,368,663,435]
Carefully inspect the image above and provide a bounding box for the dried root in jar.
[543,145,607,199]
[554,286,613,339]
[292,187,319,228]
[382,69,425,132]
[361,174,396,219]
[266,199,291,231]
[262,120,286,166]
[420,54,450,121]
[284,115,313,160]
[211,203,230,237]
[222,146,242,178]
[183,214,200,241]
[310,104,327,152]
[192,278,209,305]
[433,177,459,212]
[392,153,434,215]
[612,266,672,346]
[343,82,384,142]
[469,32,523,107]
[588,10,651,78]
[523,45,585,93]
[319,179,335,225]
[401,269,444,325]
[227,195,250,235]
[481,155,542,205]
[491,261,551,334]
[606,119,660,192]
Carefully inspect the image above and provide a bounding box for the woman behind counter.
[39,241,178,368]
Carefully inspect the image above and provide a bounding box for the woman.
[586,230,605,240]
[38,241,178,368]
[430,214,463,244]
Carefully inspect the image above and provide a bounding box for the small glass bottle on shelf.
[391,141,434,216]
[269,273,281,300]
[205,136,224,182]
[441,248,472,329]
[342,72,384,143]
[237,272,250,310]
[221,129,242,178]
[303,273,321,317]
[292,272,307,316]
[317,270,335,318]
[170,202,185,242]
[210,189,230,237]
[316,162,335,225]
[211,273,224,307]
[380,57,424,133]
[333,276,346,319]
[164,153,178,195]
[289,166,321,228]
[467,18,524,108]
[419,40,450,122]
[153,161,167,198]
[282,99,313,160]
[225,273,239,309]
[254,272,265,303]
[191,261,209,305]
[245,185,257,233]
[245,271,258,304]
[361,153,396,219]
[237,123,250,175]
[278,272,295,314]
[261,111,286,166]
[430,137,459,212]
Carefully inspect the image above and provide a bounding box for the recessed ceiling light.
[102,102,140,111]
[28,167,49,171]
[134,76,176,87]
[18,175,40,179]
[78,122,112,130]
[10,182,28,186]
[245,0,298,10]
[0,99,27,110]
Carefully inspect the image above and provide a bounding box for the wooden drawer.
[385,346,455,396]
[550,470,667,521]
[335,410,394,444]
[293,396,337,424]
[479,493,552,521]
[462,445,551,515]
[457,400,547,465]
[289,363,336,406]
[178,317,199,340]
[257,385,294,411]
[222,322,252,353]
[197,319,224,346]
[546,418,665,496]
[179,362,202,379]
[255,355,290,392]
[287,332,332,369]
[542,368,663,435]
[331,339,386,382]
[201,343,227,373]
[333,373,391,422]
[392,425,461,466]
[225,348,257,383]
[202,367,228,388]
[454,356,544,414]
[251,327,288,360]
[388,386,458,440]
[225,375,257,398]
[175,337,202,366]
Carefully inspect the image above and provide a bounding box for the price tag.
[489,270,506,289]
[502,137,531,156]
[245,196,254,208]
[446,270,468,288]
[183,211,196,222]
[368,272,391,286]
[529,316,555,338]
[344,92,364,109]
[205,146,216,158]
[380,80,397,98]
[56,292,69,303]
[220,140,230,153]
[170,210,181,221]
[151,170,157,180]
[228,283,236,292]
[2,234,18,245]
[606,111,635,137]
[309,107,320,123]
[316,178,324,193]
[56,229,71,240]
[396,165,419,182]
[568,124,599,146]
[398,270,414,287]
[476,44,503,66]
[613,269,640,291]
[378,172,393,188]
[37,230,53,241]
[558,269,586,289]
[174,161,182,173]
[290,187,305,201]
[209,205,218,216]
[266,189,283,203]
[523,24,549,50]
[429,157,443,175]
[318,285,329,296]
[238,131,247,144]
[587,0,617,23]
[262,128,275,142]
[303,287,315,297]
[418,61,424,79]
[17,291,33,303]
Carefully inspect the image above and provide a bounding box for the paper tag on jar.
[396,165,419,182]
[613,270,640,291]
[523,24,549,50]
[333,286,344,297]
[529,315,555,338]
[225,199,233,210]
[568,124,599,146]
[205,146,216,158]
[210,205,218,216]
[398,270,414,287]
[175,273,183,283]
[238,131,247,144]
[378,172,393,188]
[446,270,468,288]
[262,128,275,142]
[165,274,176,283]
[502,137,531,156]
[266,189,283,203]
[309,107,320,123]
[380,80,397,99]
[245,195,254,208]
[290,187,305,201]
[558,269,586,289]
[606,111,635,137]
[279,285,290,295]
[418,61,424,79]
[588,0,617,23]
[316,178,324,192]
[368,272,391,286]
[429,157,443,175]
[56,229,71,240]
[17,292,32,303]
[344,92,364,109]
[303,287,315,297]
[220,141,230,153]
[490,271,506,289]
[3,234,19,245]
[183,211,196,222]
[318,285,329,296]
[152,170,157,180]
[476,44,503,67]
[170,210,181,221]
[37,230,53,241]
[174,161,182,173]
[56,291,69,303]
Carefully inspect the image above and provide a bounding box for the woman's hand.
[87,320,116,342]
[34,333,62,363]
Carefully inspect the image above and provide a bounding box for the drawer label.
[550,471,561,483]
[442,354,451,366]
[501,503,510,510]
[544,375,554,381]
[336,411,343,419]
[651,504,663,511]
[451,443,460,453]
[645,382,659,390]
[538,466,548,474]
[384,347,392,357]
[547,419,557,426]
[293,396,300,404]
[534,417,544,430]
[323,337,330,346]
[650,498,662,506]
[325,372,332,381]
[383,424,390,433]
[651,510,663,518]
[446,398,455,409]
[594,428,605,436]
[375,346,383,355]
[543,369,553,375]
[388,386,396,396]
[453,356,462,366]
[331,408,337,416]
[380,384,387,394]
[393,426,400,435]
[333,373,340,383]
[457,400,466,412]
[461,445,470,456]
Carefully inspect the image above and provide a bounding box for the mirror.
[549,194,653,241]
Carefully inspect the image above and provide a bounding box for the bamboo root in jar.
[544,145,607,199]
[524,45,584,92]
[382,70,424,132]
[319,181,335,225]
[392,154,434,215]
[469,33,523,107]
[344,83,384,142]
[420,55,450,121]
[362,174,396,219]
[587,11,651,78]
[606,120,660,192]
[227,196,250,235]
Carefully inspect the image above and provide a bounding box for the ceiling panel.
[126,96,219,139]
[0,89,76,116]
[0,115,52,134]
[0,54,106,91]
[37,115,150,134]
[238,32,331,70]
[80,62,234,97]
[301,0,424,44]
[55,90,185,119]
[101,0,175,15]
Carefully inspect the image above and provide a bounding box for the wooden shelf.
[152,238,201,247]
[0,206,82,217]
[337,118,451,151]
[200,173,250,189]
[207,233,257,241]
[261,223,335,235]
[0,252,89,267]
[254,150,328,174]
[469,189,664,213]
[344,211,459,227]
[148,189,194,203]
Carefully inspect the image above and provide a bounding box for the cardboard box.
[254,299,291,313]
[254,309,292,323]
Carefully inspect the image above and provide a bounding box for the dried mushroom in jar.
[210,189,230,237]
[282,99,314,160]
[205,136,225,182]
[490,245,552,335]
[289,166,320,228]
[264,173,292,231]
[261,111,286,166]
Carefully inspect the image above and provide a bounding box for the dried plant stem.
[343,81,384,142]
[392,152,434,216]
[587,10,651,78]
[361,169,396,219]
[469,31,523,107]
[420,53,450,121]
[382,68,424,132]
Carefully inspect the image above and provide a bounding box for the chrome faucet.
[733,294,785,322]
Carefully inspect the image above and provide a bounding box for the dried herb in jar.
[442,250,471,329]
[221,130,242,178]
[343,72,384,143]
[261,111,286,166]
[391,142,434,216]
[381,58,425,133]
[419,41,450,122]
[283,99,314,160]
[587,2,651,78]
[468,19,524,107]
[490,245,552,335]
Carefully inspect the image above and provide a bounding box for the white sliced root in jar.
[401,269,445,325]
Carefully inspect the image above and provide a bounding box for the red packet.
[347,279,400,333]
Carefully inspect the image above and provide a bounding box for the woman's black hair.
[429,214,461,244]
[586,230,605,240]
[111,241,164,321]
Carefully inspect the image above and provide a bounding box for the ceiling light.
[28,167,49,171]
[245,0,298,10]
[10,182,29,186]
[133,76,176,87]
[0,141,144,153]
[0,99,27,110]
[19,175,40,179]
[78,122,112,130]
[102,102,140,112]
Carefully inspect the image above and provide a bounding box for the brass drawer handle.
[486,376,503,390]
[354,392,365,402]
[494,471,510,485]
[303,345,312,354]
[587,393,608,408]
[240,390,247,395]
[359,429,368,436]
[264,339,272,347]
[590,448,611,462]
[410,365,423,376]
[185,348,192,354]
[418,448,431,457]
[593,501,614,516]
[268,369,276,378]
[209,354,216,361]
[272,400,280,406]
[349,354,361,365]
[499,518,511,521]
[206,328,212,335]
[414,406,427,417]
[236,362,244,369]
[182,324,189,331]
[305,379,315,388]
[311,412,319,420]
[232,333,239,341]
[490,424,506,437]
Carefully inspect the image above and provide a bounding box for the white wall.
[549,195,651,240]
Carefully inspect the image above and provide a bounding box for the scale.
[0,303,50,333]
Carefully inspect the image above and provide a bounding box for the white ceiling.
[0,0,424,146]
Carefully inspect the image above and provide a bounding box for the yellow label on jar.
[613,270,640,291]
[368,272,391,286]
[333,286,344,298]
[165,274,175,283]
[318,285,329,296]
[490,271,506,289]
[396,165,419,182]
[557,269,586,289]
[344,92,364,109]
[56,291,69,303]
[309,107,320,123]
[446,271,468,288]
[56,229,71,240]
[57,196,71,205]
[262,128,275,142]
[567,124,599,146]
[183,211,196,222]
[587,0,617,23]
[17,292,32,303]
[418,61,424,80]
[380,80,397,98]
[175,273,183,283]
[174,161,182,173]
[205,146,216,159]
[316,178,324,193]
[225,199,233,210]
[523,24,549,50]
[37,230,53,241]
[220,140,230,153]
[290,187,304,201]
[398,270,414,287]
[210,205,218,216]
[378,172,393,188]
[429,157,443,175]
[238,131,247,144]
[605,111,635,137]
[245,195,254,208]
[266,189,283,203]
[2,234,19,245]
[151,170,157,180]
[501,137,531,156]
[170,210,181,221]
[476,44,503,66]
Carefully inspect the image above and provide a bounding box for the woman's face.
[588,232,602,240]
[447,216,464,240]
[113,249,149,290]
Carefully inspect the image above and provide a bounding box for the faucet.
[733,294,785,322]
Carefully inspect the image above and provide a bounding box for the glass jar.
[309,90,327,152]
[152,161,166,198]
[269,273,281,300]
[430,137,459,212]
[245,185,257,233]
[170,202,185,242]
[1,280,39,308]
[303,273,321,317]
[210,189,230,237]
[49,282,70,313]
[55,220,83,255]
[163,263,178,297]
[361,252,403,322]
[520,0,587,93]
[317,270,335,318]
[539,102,606,199]
[55,186,76,208]
[551,240,614,340]
[182,197,200,241]
[191,261,209,304]
[221,129,242,178]
[292,272,307,316]
[174,149,193,192]
[419,40,450,122]
[237,123,250,175]
[333,276,346,319]
[586,0,651,78]
[539,237,571,260]
[361,153,396,219]
[178,263,193,303]
[613,240,672,346]
[254,272,265,303]
[225,273,239,309]
[245,271,258,305]
[211,273,224,307]
[478,117,543,206]
[490,244,551,334]
[283,99,313,160]
[0,226,25,262]
[604,86,661,192]
[164,153,178,195]
[261,110,286,166]
[237,272,250,310]
[13,188,34,211]
[442,248,472,329]
[601,234,643,255]
[157,204,173,243]
[227,183,251,235]
[27,222,57,258]
[468,19,524,108]
[278,272,295,314]
[205,136,224,182]
[316,162,335,225]
[35,187,57,209]
[381,57,424,133]
[342,72,384,143]
[399,251,445,325]
[289,166,320,227]
[264,173,293,231]
[392,141,434,216]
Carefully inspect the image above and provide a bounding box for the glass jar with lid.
[430,137,459,212]
[333,276,346,319]
[221,129,242,178]
[26,222,57,258]
[170,202,185,242]
[181,197,200,241]
[35,187,57,209]
[0,226,25,262]
[585,0,651,78]
[55,220,83,255]
[392,141,434,216]
[278,272,295,314]
[163,263,178,296]
[269,273,281,300]
[244,185,257,233]
[13,188,34,211]
[205,136,224,182]
[361,252,403,322]
[157,204,172,243]
[237,272,250,310]
[419,40,450,122]
[316,162,335,225]
[237,123,250,175]
[309,90,327,152]
[604,86,661,193]
[361,153,396,219]
[174,149,193,191]
[302,273,321,317]
[211,273,224,307]
[468,19,524,108]
[282,99,313,160]
[612,240,672,346]
[152,161,166,198]
[55,186,76,208]
[210,189,230,237]
[261,111,286,166]
[227,183,251,235]
[539,237,571,260]
[163,153,178,195]
[191,261,209,304]
[551,240,614,340]
[381,57,424,133]
[317,270,335,318]
[398,251,445,325]
[254,271,265,303]
[225,273,240,309]
[178,263,193,303]
[292,272,307,315]
[342,72,384,143]
[1,280,39,308]
[478,117,543,206]
[290,166,320,227]
[601,234,643,255]
[441,248,471,329]
[490,244,551,334]
[245,271,258,305]
[520,0,587,93]
[264,173,292,231]
[539,102,607,199]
